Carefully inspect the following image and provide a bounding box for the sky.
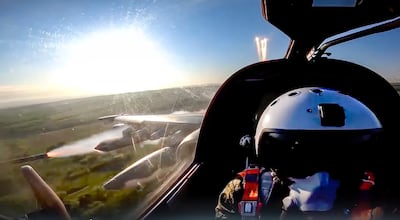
[0,0,399,108]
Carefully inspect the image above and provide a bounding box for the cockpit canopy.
[261,0,400,44]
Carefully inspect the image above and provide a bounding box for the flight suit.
[215,169,384,220]
[215,167,276,219]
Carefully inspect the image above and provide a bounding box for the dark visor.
[257,129,382,178]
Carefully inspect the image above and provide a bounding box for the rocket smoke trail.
[255,37,268,61]
[47,125,128,158]
[0,153,49,164]
[1,125,129,163]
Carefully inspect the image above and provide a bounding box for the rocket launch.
[0,153,49,164]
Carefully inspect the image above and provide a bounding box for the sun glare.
[50,28,183,95]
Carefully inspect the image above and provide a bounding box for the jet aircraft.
[2,0,400,220]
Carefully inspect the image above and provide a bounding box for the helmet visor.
[257,129,382,179]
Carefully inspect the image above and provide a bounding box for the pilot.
[215,87,397,220]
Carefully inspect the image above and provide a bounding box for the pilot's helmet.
[254,87,383,179]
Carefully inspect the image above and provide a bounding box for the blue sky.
[0,0,399,107]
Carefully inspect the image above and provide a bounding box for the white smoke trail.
[255,37,268,61]
[47,126,128,157]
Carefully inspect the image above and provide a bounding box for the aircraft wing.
[101,112,204,125]
[95,112,204,152]
[98,112,204,190]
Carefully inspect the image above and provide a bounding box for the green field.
[0,85,218,219]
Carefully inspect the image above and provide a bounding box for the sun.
[50,27,183,95]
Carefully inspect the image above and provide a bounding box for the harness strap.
[238,166,278,218]
[238,167,262,217]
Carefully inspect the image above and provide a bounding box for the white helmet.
[254,87,382,178]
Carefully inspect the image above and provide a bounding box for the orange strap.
[238,167,263,217]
